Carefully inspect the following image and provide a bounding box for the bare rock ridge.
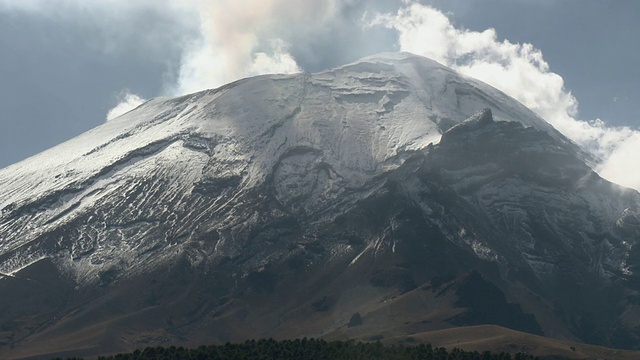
[0,52,639,358]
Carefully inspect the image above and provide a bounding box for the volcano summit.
[1,52,639,358]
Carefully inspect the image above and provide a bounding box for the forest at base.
[55,338,542,360]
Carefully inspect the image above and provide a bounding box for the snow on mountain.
[0,52,627,284]
[2,52,640,354]
[0,52,569,208]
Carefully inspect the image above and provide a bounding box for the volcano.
[1,52,639,358]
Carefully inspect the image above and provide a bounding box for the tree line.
[52,337,541,360]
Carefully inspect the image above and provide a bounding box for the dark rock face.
[1,54,640,357]
[448,271,543,335]
[348,313,363,327]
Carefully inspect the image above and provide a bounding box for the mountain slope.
[1,52,639,357]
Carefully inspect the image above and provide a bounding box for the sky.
[0,0,639,190]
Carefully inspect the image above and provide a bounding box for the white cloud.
[597,132,640,190]
[172,0,339,94]
[372,3,579,128]
[374,2,640,191]
[249,40,300,76]
[106,91,145,121]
